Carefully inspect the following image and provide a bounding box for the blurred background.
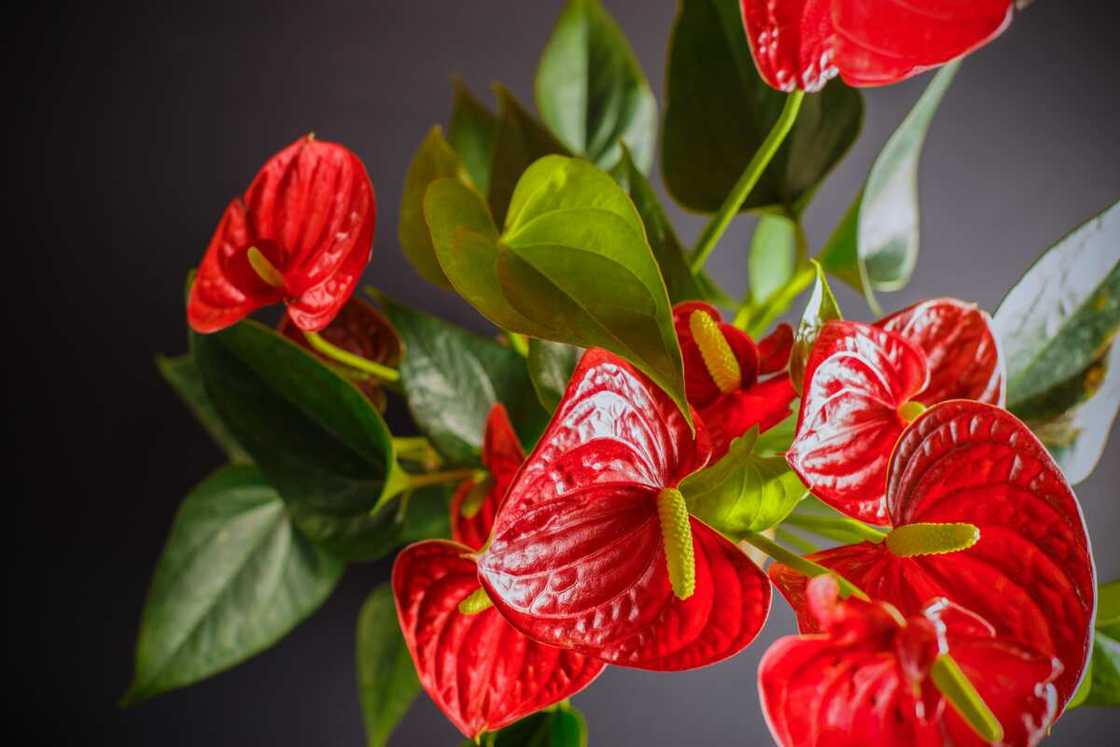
[6,0,1119,744]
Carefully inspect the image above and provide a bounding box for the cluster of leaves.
[128,1,1120,745]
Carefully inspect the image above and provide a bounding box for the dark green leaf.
[429,156,690,420]
[356,584,421,747]
[397,483,453,544]
[399,127,464,288]
[680,429,804,536]
[995,201,1120,483]
[192,320,400,560]
[156,353,251,463]
[472,704,588,747]
[123,465,343,704]
[614,146,704,303]
[662,0,861,214]
[790,260,842,393]
[819,62,959,309]
[382,298,547,466]
[448,78,499,196]
[536,0,656,172]
[749,213,801,306]
[528,338,583,412]
[488,85,571,227]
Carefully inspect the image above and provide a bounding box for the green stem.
[746,264,815,338]
[784,513,887,544]
[775,527,820,555]
[303,330,400,383]
[508,331,530,358]
[690,90,806,274]
[742,531,868,600]
[405,467,477,490]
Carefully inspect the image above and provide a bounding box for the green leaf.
[191,320,401,560]
[156,353,251,464]
[399,126,464,288]
[661,0,862,214]
[1071,580,1120,708]
[535,0,656,172]
[614,146,704,303]
[528,338,583,412]
[429,155,690,420]
[382,298,547,466]
[473,704,588,747]
[754,411,797,457]
[680,430,804,536]
[790,260,842,393]
[123,465,343,704]
[994,201,1120,484]
[356,583,421,747]
[488,85,571,227]
[819,62,959,309]
[397,483,453,544]
[749,213,801,306]
[449,78,499,196]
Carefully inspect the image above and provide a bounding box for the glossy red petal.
[832,1,1013,88]
[786,321,928,523]
[877,297,1004,405]
[450,405,526,550]
[699,375,798,459]
[758,323,794,375]
[392,540,604,739]
[673,302,759,409]
[741,0,838,92]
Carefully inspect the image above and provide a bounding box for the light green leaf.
[382,298,547,466]
[790,260,842,393]
[528,338,583,412]
[749,213,801,306]
[754,411,797,457]
[819,62,959,309]
[1071,580,1120,708]
[680,430,804,536]
[536,0,656,172]
[448,78,498,196]
[994,201,1120,483]
[191,320,400,560]
[123,465,343,704]
[356,584,421,747]
[488,85,571,227]
[662,0,862,214]
[156,353,251,464]
[429,155,690,420]
[399,127,465,288]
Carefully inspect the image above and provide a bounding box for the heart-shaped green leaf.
[680,429,804,536]
[449,79,498,196]
[790,260,842,393]
[429,155,689,419]
[536,0,656,172]
[399,127,465,288]
[382,298,547,466]
[191,320,401,560]
[819,62,959,310]
[465,704,589,747]
[357,583,421,747]
[156,353,251,464]
[527,338,583,412]
[995,201,1120,483]
[123,465,343,704]
[488,85,571,227]
[662,0,862,215]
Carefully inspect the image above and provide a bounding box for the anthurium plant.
[127,1,1119,745]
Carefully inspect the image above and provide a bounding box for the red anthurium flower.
[760,575,1060,747]
[773,401,1096,709]
[277,297,400,409]
[476,348,772,671]
[188,135,376,334]
[741,0,1014,92]
[673,302,797,458]
[449,404,526,550]
[393,540,604,740]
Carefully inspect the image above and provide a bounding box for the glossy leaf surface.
[759,576,1058,747]
[789,260,842,393]
[478,349,771,670]
[773,401,1096,707]
[663,0,862,214]
[448,79,498,196]
[749,213,800,307]
[188,136,375,333]
[450,404,526,550]
[399,127,463,288]
[393,540,604,739]
[527,338,583,413]
[536,0,656,172]
[357,584,421,747]
[478,704,588,747]
[383,298,546,467]
[124,466,343,703]
[995,201,1120,483]
[156,353,251,463]
[786,320,927,523]
[819,63,958,308]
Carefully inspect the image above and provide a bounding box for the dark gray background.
[6,1,1119,744]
